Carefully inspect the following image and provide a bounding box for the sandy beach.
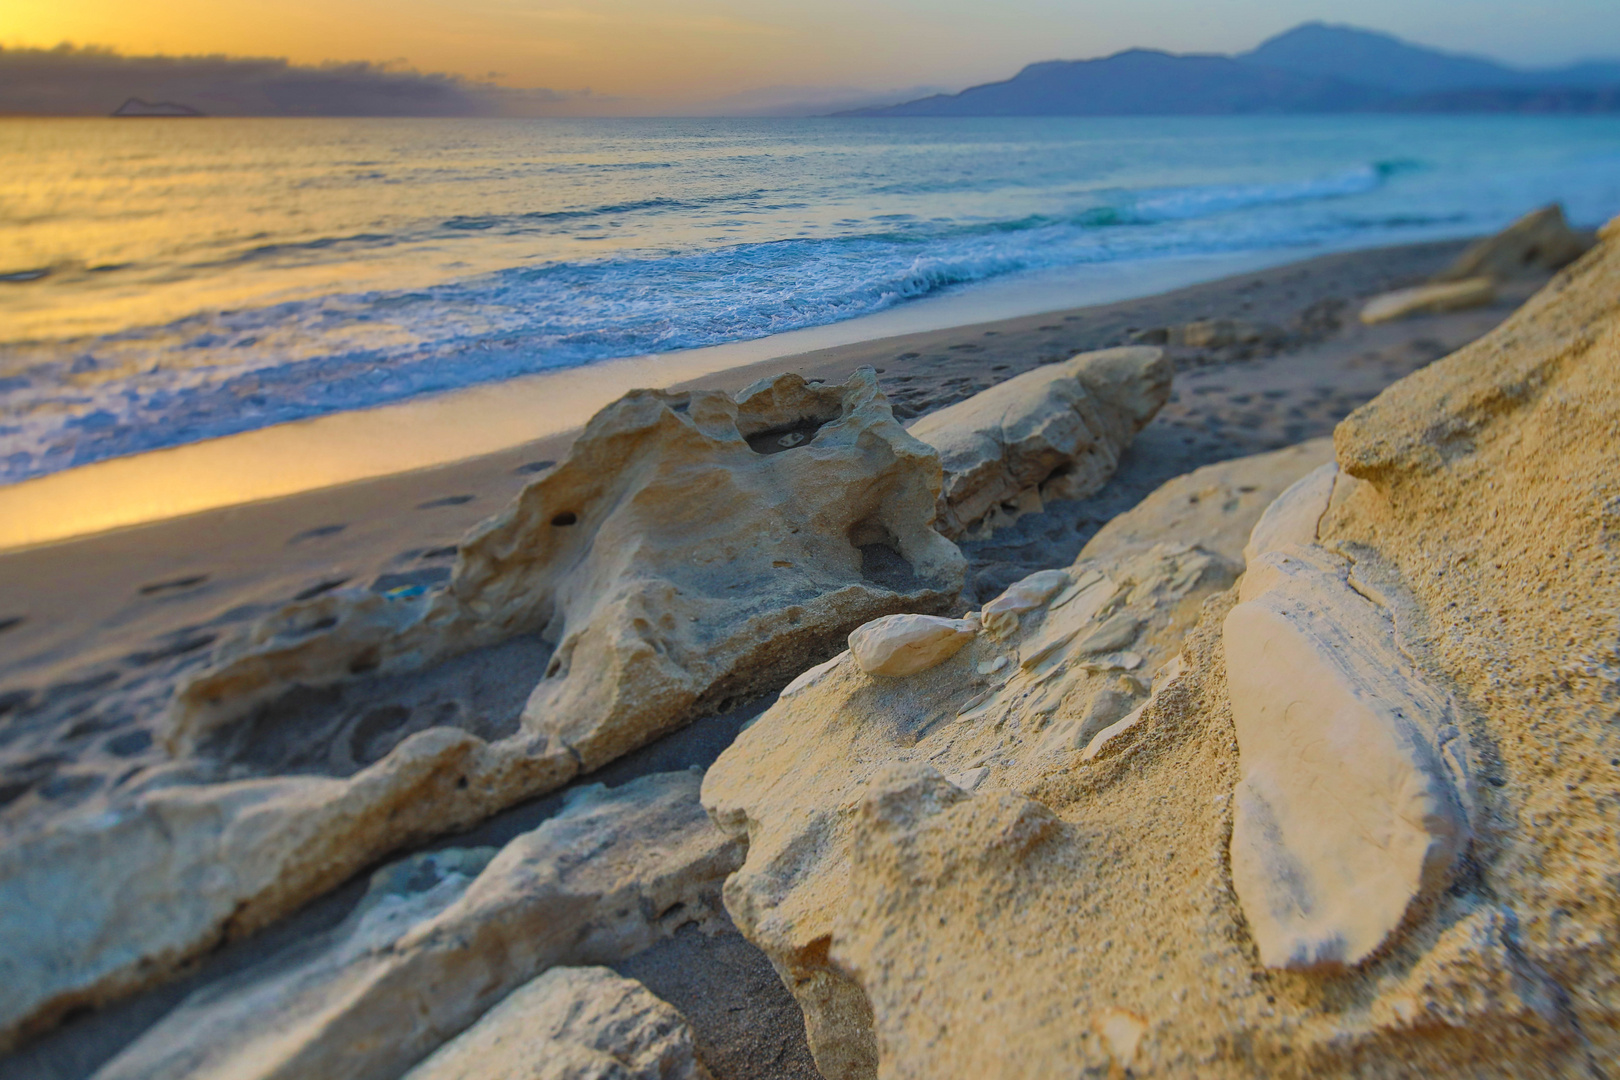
[0,235,1548,1079]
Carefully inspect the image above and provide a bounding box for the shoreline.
[0,232,1546,1080]
[0,234,1513,692]
[0,238,1465,552]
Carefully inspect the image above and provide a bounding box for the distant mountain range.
[842,24,1620,116]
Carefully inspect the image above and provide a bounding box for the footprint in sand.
[0,615,23,635]
[294,577,351,601]
[289,524,348,544]
[138,574,208,596]
[104,729,154,758]
[417,494,476,509]
[124,631,218,667]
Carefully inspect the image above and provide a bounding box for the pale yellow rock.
[704,220,1620,1078]
[848,613,979,677]
[402,967,712,1080]
[0,368,963,1049]
[981,568,1073,638]
[907,347,1171,538]
[1240,461,1337,566]
[91,771,737,1080]
[703,539,1235,1079]
[1432,203,1593,283]
[1359,277,1495,325]
[169,367,962,759]
[1081,437,1336,566]
[1224,543,1471,970]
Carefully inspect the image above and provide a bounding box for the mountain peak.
[1243,23,1525,93]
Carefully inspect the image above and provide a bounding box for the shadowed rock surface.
[401,966,713,1080]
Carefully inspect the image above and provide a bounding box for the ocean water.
[2,114,1619,484]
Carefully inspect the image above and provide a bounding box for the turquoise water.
[2,114,1618,481]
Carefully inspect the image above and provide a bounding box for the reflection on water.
[2,114,1619,488]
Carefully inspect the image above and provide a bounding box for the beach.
[0,234,1545,1080]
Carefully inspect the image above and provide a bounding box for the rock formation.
[403,967,712,1080]
[1225,467,1472,971]
[705,216,1620,1078]
[1431,202,1593,283]
[906,346,1170,537]
[92,771,736,1080]
[1080,437,1334,565]
[0,368,962,1051]
[1359,277,1495,324]
[1359,203,1595,326]
[167,368,962,755]
[703,528,1250,1076]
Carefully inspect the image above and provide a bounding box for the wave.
[10,143,1614,484]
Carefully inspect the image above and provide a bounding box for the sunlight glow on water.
[2,114,1619,483]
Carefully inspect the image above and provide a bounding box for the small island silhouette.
[111,98,205,117]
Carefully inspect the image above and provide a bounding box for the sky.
[7,0,1620,110]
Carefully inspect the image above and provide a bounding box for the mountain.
[848,49,1383,117]
[844,23,1620,117]
[1241,23,1526,94]
[1244,23,1620,93]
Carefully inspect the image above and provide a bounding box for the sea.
[3,113,1619,484]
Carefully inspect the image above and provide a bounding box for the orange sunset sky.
[7,0,1620,108]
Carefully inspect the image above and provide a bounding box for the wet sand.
[0,237,1541,1079]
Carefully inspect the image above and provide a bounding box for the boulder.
[91,771,737,1080]
[1359,277,1495,325]
[704,537,1239,1079]
[703,215,1620,1076]
[402,967,712,1080]
[1432,203,1593,283]
[906,347,1171,538]
[0,368,962,1050]
[848,613,979,676]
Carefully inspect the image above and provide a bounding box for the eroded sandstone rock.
[906,346,1171,538]
[402,966,712,1080]
[1432,203,1593,283]
[92,771,737,1080]
[0,369,962,1050]
[168,367,962,757]
[706,216,1620,1077]
[1359,278,1496,325]
[1080,437,1335,567]
[1225,538,1471,970]
[704,537,1238,1078]
[848,613,979,677]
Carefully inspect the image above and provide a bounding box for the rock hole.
[0,616,24,635]
[347,648,382,676]
[513,459,556,475]
[551,511,578,527]
[745,418,827,455]
[849,521,921,593]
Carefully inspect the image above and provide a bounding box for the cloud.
[0,43,579,116]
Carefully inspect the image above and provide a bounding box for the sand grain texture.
[704,219,1620,1077]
